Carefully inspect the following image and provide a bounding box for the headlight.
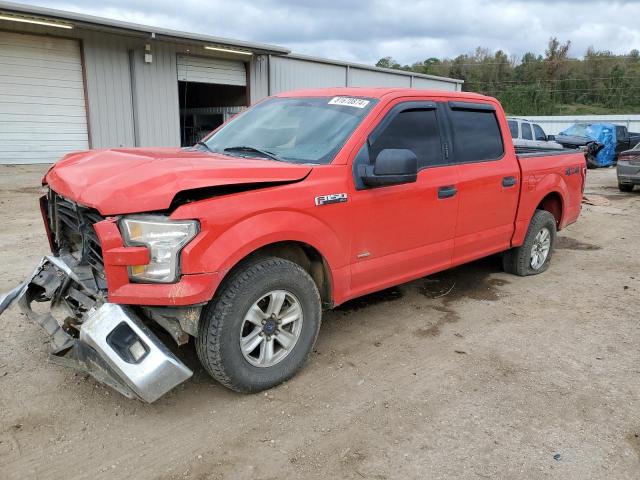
[120,215,199,283]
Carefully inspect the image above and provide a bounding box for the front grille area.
[47,190,106,279]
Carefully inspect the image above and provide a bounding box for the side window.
[533,124,546,141]
[448,107,504,163]
[370,109,443,168]
[521,123,533,140]
[616,126,626,142]
[508,120,519,139]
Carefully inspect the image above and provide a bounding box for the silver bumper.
[0,256,192,403]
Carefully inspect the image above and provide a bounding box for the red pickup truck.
[0,88,586,402]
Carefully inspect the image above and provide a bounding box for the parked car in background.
[0,88,586,402]
[615,125,640,155]
[616,142,640,192]
[555,123,640,168]
[507,118,563,152]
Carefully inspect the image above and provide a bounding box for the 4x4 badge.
[315,193,348,206]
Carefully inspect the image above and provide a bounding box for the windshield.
[202,96,376,164]
[560,124,594,138]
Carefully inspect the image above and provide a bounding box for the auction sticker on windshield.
[328,97,370,108]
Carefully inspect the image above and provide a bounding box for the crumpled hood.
[45,148,312,215]
[554,135,592,147]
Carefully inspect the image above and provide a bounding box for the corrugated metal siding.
[348,68,411,88]
[412,76,458,91]
[82,32,136,149]
[269,55,461,95]
[269,56,346,94]
[177,55,246,86]
[249,55,269,103]
[131,43,180,147]
[0,30,89,164]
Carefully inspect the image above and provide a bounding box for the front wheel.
[618,183,634,192]
[196,257,322,393]
[503,209,557,276]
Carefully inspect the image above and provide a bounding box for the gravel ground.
[0,165,639,480]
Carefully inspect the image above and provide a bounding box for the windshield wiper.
[223,146,284,162]
[195,141,214,153]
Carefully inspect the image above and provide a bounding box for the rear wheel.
[503,209,557,276]
[618,183,634,192]
[196,257,321,393]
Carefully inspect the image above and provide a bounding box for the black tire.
[618,183,634,192]
[503,209,557,276]
[196,257,321,393]
[586,155,598,169]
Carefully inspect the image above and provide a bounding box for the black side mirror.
[547,134,555,141]
[359,149,418,187]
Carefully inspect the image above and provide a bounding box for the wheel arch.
[180,210,348,308]
[224,240,335,308]
[536,191,564,229]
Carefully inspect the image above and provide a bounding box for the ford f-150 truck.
[0,88,586,402]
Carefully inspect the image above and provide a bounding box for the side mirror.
[359,149,418,187]
[547,134,555,141]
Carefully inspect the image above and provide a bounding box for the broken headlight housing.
[120,216,199,283]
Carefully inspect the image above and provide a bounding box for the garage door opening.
[177,54,248,147]
[178,81,246,147]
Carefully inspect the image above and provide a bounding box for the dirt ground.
[0,164,639,480]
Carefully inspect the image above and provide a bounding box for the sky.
[14,0,640,65]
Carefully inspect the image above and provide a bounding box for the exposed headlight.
[120,215,199,283]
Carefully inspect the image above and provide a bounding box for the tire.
[586,155,599,169]
[618,183,634,192]
[503,209,557,276]
[196,257,322,393]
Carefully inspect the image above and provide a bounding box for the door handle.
[438,185,457,199]
[502,176,517,187]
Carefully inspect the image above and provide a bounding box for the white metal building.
[0,1,463,164]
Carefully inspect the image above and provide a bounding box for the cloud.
[14,0,640,64]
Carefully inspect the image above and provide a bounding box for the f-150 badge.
[315,193,348,206]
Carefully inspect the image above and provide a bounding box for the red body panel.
[43,88,585,308]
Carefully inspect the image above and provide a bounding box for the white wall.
[524,115,640,135]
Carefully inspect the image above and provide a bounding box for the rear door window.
[370,108,444,169]
[533,124,546,141]
[521,123,533,140]
[508,120,519,139]
[447,105,504,163]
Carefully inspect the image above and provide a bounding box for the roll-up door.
[177,55,246,86]
[0,31,89,164]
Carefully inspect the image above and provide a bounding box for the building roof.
[287,53,464,85]
[0,0,290,54]
[277,87,486,100]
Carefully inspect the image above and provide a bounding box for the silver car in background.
[508,118,564,152]
[617,142,640,192]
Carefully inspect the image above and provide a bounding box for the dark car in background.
[555,123,640,168]
[617,142,640,192]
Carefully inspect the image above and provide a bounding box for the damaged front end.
[0,255,193,403]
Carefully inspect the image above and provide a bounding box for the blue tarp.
[560,123,617,167]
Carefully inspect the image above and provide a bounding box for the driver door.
[348,101,459,298]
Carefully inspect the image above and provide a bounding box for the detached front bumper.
[0,256,192,403]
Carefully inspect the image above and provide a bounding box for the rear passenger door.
[443,102,520,266]
[520,122,536,150]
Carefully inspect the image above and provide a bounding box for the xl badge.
[315,193,348,206]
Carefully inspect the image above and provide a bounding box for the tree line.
[376,38,640,115]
